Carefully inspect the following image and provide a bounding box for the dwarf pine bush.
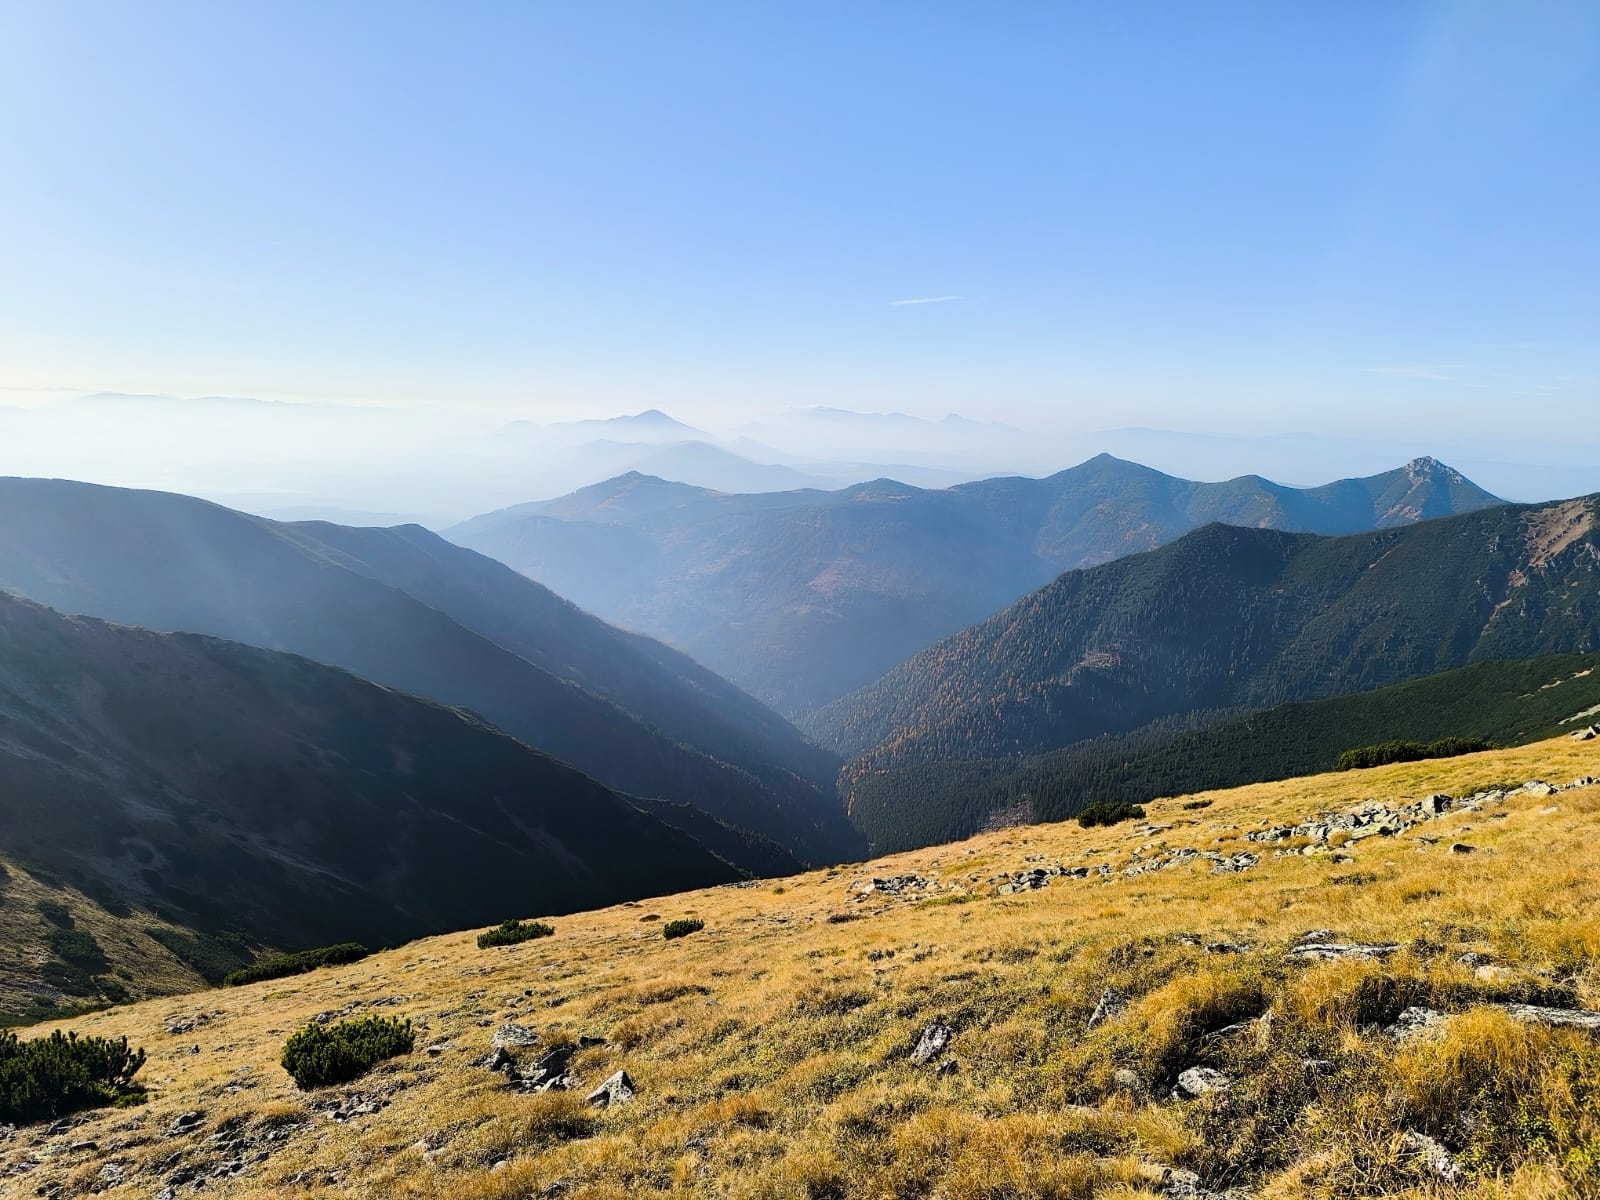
[223,942,369,987]
[476,919,555,949]
[0,1030,146,1124]
[662,918,705,940]
[280,1016,414,1089]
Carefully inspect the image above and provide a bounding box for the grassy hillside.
[0,855,215,1027]
[449,456,1500,714]
[0,477,858,868]
[6,736,1599,1198]
[807,495,1600,764]
[0,590,739,1015]
[844,652,1600,853]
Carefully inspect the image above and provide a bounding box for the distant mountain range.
[0,591,738,973]
[806,493,1600,768]
[0,478,860,870]
[448,455,1504,714]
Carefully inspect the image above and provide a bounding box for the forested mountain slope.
[808,495,1600,765]
[449,455,1501,713]
[0,478,858,866]
[0,591,736,1013]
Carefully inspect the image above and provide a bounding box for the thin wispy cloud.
[890,295,964,307]
[1367,364,1475,383]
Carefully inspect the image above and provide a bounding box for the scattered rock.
[1450,843,1477,855]
[861,874,936,897]
[578,1035,607,1048]
[424,1041,452,1057]
[1288,942,1399,962]
[165,1111,204,1138]
[490,1022,539,1051]
[1086,987,1130,1030]
[910,1023,954,1065]
[1386,1007,1448,1041]
[1171,1067,1231,1099]
[1572,725,1599,741]
[935,1058,960,1077]
[1504,1004,1600,1032]
[1400,1130,1463,1183]
[514,1044,577,1093]
[587,1069,636,1107]
[1112,1068,1146,1096]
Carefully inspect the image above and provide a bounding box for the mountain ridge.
[0,477,859,868]
[448,454,1504,713]
[805,493,1600,767]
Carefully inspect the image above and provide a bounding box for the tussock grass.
[3,735,1600,1198]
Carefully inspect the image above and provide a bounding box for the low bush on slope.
[224,943,370,987]
[0,1030,146,1124]
[280,1016,414,1089]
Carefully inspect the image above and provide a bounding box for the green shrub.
[35,899,73,929]
[280,1016,414,1089]
[0,1029,146,1124]
[1336,736,1494,771]
[145,927,255,985]
[45,928,109,974]
[223,942,369,987]
[1076,801,1147,828]
[476,920,555,949]
[662,918,705,940]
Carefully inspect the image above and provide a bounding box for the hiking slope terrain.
[6,735,1600,1199]
[0,477,856,867]
[807,494,1600,764]
[0,590,737,1015]
[447,456,1501,714]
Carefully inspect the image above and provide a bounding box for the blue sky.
[1,1,1596,433]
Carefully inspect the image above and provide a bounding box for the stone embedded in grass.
[910,1023,953,1065]
[1171,1067,1231,1100]
[1286,941,1398,962]
[1386,1007,1448,1041]
[514,1044,577,1093]
[491,1022,540,1051]
[1504,1004,1600,1032]
[1401,1131,1463,1183]
[587,1069,635,1107]
[165,1110,203,1137]
[1086,987,1129,1030]
[1450,842,1477,854]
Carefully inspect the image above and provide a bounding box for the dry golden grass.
[4,735,1600,1198]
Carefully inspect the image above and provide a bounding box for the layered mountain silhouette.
[807,494,1600,765]
[0,591,738,951]
[447,455,1503,714]
[0,478,859,868]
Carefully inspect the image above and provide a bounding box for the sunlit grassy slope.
[7,734,1600,1199]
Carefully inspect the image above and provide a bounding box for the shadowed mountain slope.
[0,591,737,975]
[0,478,857,867]
[448,456,1502,714]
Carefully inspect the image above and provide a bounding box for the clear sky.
[2,2,1596,433]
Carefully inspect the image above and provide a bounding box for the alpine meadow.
[3,5,1599,1200]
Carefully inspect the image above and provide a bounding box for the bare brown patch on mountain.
[1524,499,1597,569]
